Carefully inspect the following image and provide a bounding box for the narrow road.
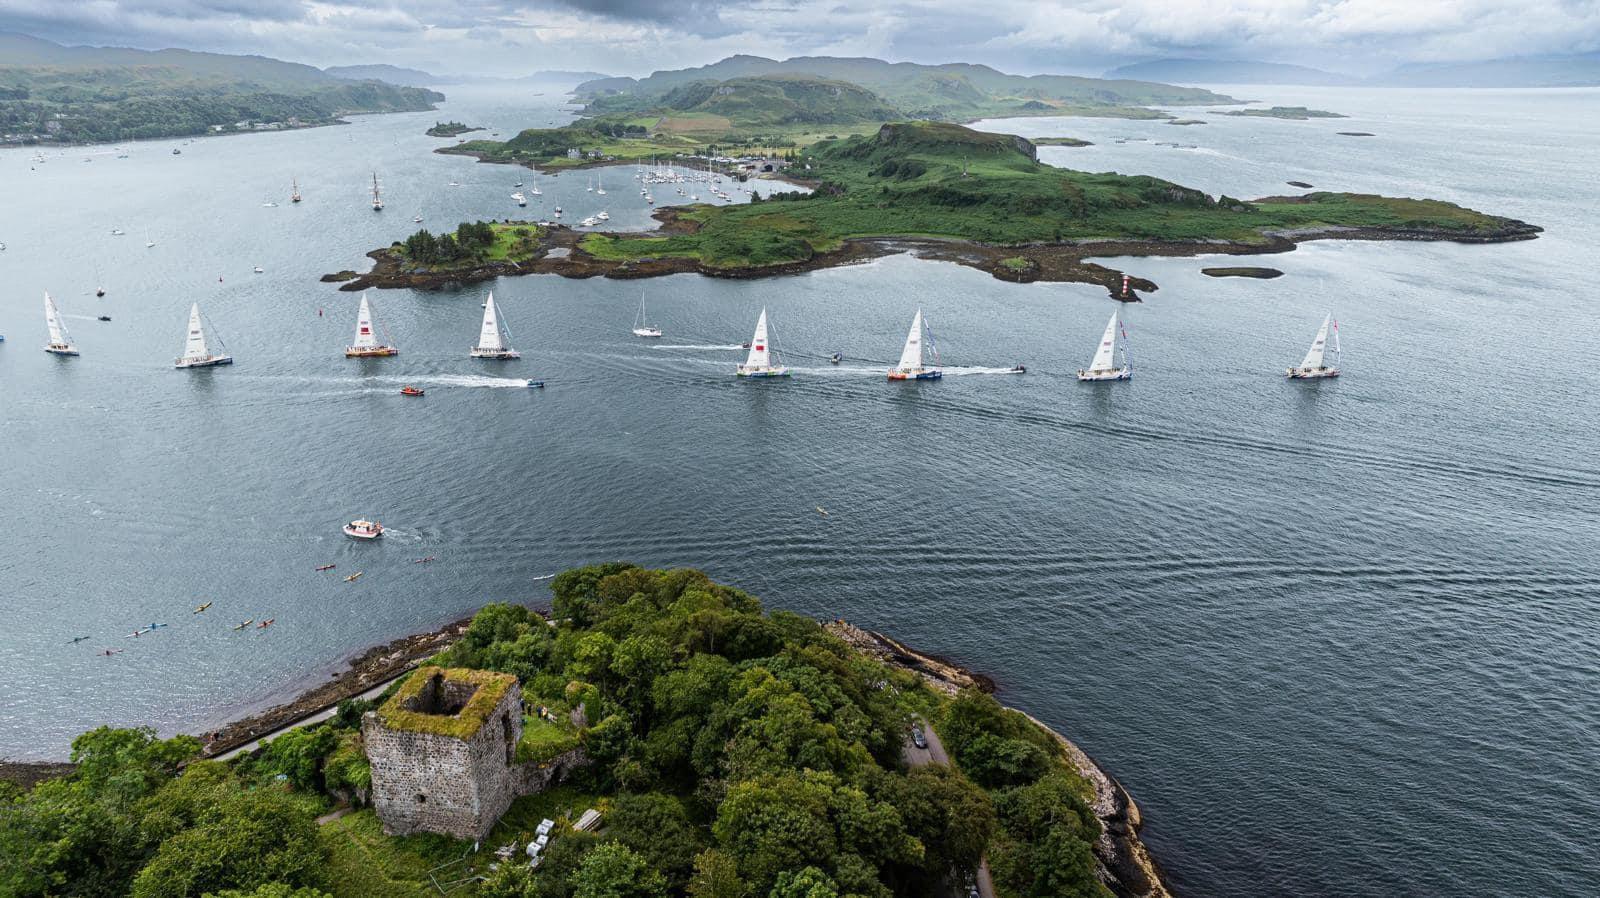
[211,673,402,762]
[902,717,996,898]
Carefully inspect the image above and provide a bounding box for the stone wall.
[363,682,525,841]
[514,746,589,795]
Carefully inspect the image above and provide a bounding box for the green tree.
[686,849,745,898]
[252,725,337,792]
[204,884,334,898]
[130,788,327,898]
[570,843,669,898]
[604,793,701,887]
[768,866,839,898]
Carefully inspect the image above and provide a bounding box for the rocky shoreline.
[327,202,1539,301]
[825,620,1172,898]
[6,609,1171,897]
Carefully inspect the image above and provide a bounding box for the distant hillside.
[325,64,440,87]
[0,32,442,144]
[1381,54,1600,87]
[1106,58,1357,86]
[651,75,900,126]
[578,54,1235,121]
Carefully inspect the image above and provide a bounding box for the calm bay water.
[2,84,1597,896]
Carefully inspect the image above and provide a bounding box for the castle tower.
[363,666,523,841]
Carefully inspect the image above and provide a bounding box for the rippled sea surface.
[2,84,1596,897]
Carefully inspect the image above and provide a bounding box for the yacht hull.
[174,355,233,369]
[345,347,399,358]
[1077,368,1132,382]
[1287,367,1340,379]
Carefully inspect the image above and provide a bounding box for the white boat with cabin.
[1077,311,1132,381]
[343,519,383,539]
[174,303,234,368]
[1287,314,1341,379]
[43,292,79,356]
[888,309,942,380]
[345,293,399,357]
[470,292,521,359]
[736,308,789,377]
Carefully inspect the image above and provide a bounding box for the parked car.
[911,724,928,749]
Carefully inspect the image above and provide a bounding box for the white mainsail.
[477,292,506,353]
[895,309,925,373]
[182,303,209,360]
[1300,314,1332,370]
[1088,312,1120,371]
[44,292,71,348]
[744,308,773,369]
[353,293,381,350]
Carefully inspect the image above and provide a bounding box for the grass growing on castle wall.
[516,714,581,765]
[376,666,518,740]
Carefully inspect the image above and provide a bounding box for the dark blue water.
[2,84,1596,897]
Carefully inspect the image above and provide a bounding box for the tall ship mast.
[371,173,383,212]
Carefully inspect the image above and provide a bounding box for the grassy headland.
[0,565,1128,898]
[354,121,1536,294]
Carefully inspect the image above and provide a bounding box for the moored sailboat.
[174,303,234,368]
[1287,314,1341,379]
[887,309,942,380]
[1077,311,1132,381]
[736,308,789,377]
[370,173,383,211]
[291,177,302,203]
[470,292,521,359]
[345,293,399,357]
[632,290,662,337]
[43,292,79,356]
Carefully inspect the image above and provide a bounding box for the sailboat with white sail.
[43,292,79,356]
[174,303,234,368]
[291,178,302,204]
[344,293,399,357]
[887,309,942,380]
[370,173,383,212]
[632,290,662,338]
[1076,311,1132,381]
[1287,314,1340,379]
[470,292,521,359]
[736,308,789,377]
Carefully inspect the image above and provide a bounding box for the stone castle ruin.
[363,666,585,841]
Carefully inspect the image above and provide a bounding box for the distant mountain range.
[325,64,612,88]
[1105,54,1600,88]
[0,32,442,144]
[1105,59,1358,87]
[576,54,1233,122]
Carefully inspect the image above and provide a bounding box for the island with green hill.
[1033,137,1094,147]
[0,564,1160,898]
[426,120,482,137]
[1214,106,1346,120]
[345,120,1538,296]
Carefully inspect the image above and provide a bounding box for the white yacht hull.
[175,355,233,369]
[632,327,663,338]
[737,366,791,378]
[1287,367,1340,379]
[471,348,522,359]
[44,345,79,357]
[1077,367,1131,382]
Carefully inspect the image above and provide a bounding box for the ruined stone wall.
[363,684,524,841]
[514,746,589,795]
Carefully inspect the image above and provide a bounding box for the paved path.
[902,717,995,898]
[212,673,403,762]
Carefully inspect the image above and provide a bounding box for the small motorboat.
[97,315,111,322]
[95,287,105,297]
[253,266,264,274]
[1009,364,1027,374]
[342,519,384,539]
[400,385,425,397]
[830,352,843,364]
[526,379,545,389]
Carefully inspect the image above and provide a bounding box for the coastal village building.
[363,666,587,841]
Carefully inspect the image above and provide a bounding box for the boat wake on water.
[377,374,532,389]
[648,343,746,351]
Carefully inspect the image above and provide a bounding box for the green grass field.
[322,810,481,898]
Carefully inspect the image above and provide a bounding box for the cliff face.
[825,620,1171,898]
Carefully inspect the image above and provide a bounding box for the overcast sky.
[3,0,1597,78]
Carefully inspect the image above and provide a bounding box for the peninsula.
[1,564,1161,898]
[1214,105,1347,120]
[338,121,1538,297]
